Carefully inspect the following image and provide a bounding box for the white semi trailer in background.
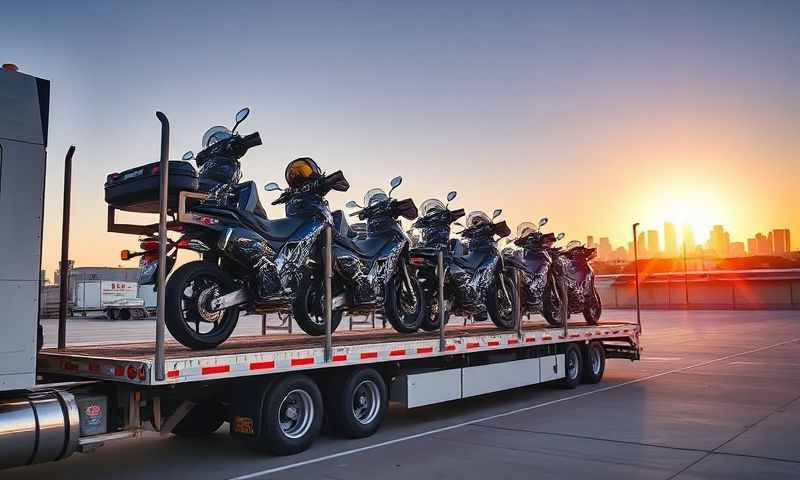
[0,65,640,471]
[72,280,147,319]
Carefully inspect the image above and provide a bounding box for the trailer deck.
[38,320,640,386]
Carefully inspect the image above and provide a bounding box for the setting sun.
[642,183,729,244]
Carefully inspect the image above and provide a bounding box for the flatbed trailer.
[0,66,641,471]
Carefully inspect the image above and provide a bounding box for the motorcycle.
[412,208,518,329]
[503,219,601,326]
[407,191,464,331]
[335,177,425,333]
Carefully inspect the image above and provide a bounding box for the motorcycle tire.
[487,274,518,330]
[165,261,240,350]
[384,267,425,333]
[582,288,602,325]
[293,269,343,336]
[542,277,565,327]
[418,269,450,332]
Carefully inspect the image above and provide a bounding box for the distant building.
[755,233,772,255]
[709,225,730,258]
[647,230,660,257]
[598,237,612,261]
[747,237,757,255]
[664,222,677,257]
[637,232,648,258]
[682,224,696,253]
[772,229,791,255]
[586,235,595,249]
[729,242,746,257]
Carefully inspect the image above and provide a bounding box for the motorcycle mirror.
[182,150,194,161]
[345,200,361,209]
[538,217,548,227]
[556,232,565,241]
[388,176,403,197]
[264,182,282,192]
[232,107,250,132]
[492,209,502,220]
[447,191,457,202]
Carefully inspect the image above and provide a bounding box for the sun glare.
[644,185,727,244]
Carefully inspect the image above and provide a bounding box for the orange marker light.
[120,250,131,261]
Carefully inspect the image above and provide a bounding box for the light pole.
[632,222,641,331]
[683,241,689,308]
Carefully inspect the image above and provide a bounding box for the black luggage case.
[105,160,199,213]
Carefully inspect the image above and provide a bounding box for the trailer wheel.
[582,341,605,384]
[118,308,131,320]
[171,401,226,437]
[327,368,387,438]
[106,309,117,320]
[257,374,323,455]
[560,343,583,389]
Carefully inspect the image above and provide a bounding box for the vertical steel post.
[683,242,689,308]
[514,269,522,339]
[261,313,267,336]
[632,223,642,332]
[438,250,446,351]
[154,112,169,381]
[57,146,75,350]
[561,278,569,338]
[324,225,333,362]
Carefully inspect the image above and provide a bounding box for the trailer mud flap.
[229,380,272,438]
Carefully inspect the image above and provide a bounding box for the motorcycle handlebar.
[240,132,262,150]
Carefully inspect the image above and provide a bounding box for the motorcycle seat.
[236,181,268,219]
[453,251,487,270]
[332,210,358,238]
[240,212,305,241]
[336,234,391,258]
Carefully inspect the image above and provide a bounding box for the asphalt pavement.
[12,309,800,479]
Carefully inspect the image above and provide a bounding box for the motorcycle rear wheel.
[165,261,239,350]
[418,270,450,332]
[384,267,425,333]
[292,270,343,336]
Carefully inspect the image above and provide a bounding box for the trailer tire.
[582,341,605,384]
[560,343,582,389]
[172,402,226,437]
[327,368,388,438]
[119,308,131,321]
[106,309,117,320]
[257,374,323,455]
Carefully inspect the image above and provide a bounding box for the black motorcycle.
[504,219,601,326]
[412,208,518,329]
[335,177,425,333]
[407,191,464,330]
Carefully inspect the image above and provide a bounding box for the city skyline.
[587,224,793,262]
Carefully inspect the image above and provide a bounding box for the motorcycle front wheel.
[487,274,518,329]
[384,265,425,333]
[418,269,450,332]
[165,261,240,350]
[582,288,602,325]
[542,277,565,327]
[293,270,343,336]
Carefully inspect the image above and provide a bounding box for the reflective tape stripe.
[291,357,315,367]
[202,365,230,375]
[250,361,275,370]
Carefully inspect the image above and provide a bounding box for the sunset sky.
[4,1,799,276]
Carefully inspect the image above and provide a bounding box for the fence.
[597,268,800,310]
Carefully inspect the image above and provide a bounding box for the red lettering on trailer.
[249,361,275,370]
[467,342,480,349]
[332,354,347,362]
[167,370,180,378]
[417,346,434,354]
[361,352,378,360]
[291,357,315,366]
[389,349,406,357]
[202,365,230,375]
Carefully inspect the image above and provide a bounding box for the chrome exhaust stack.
[0,389,80,469]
